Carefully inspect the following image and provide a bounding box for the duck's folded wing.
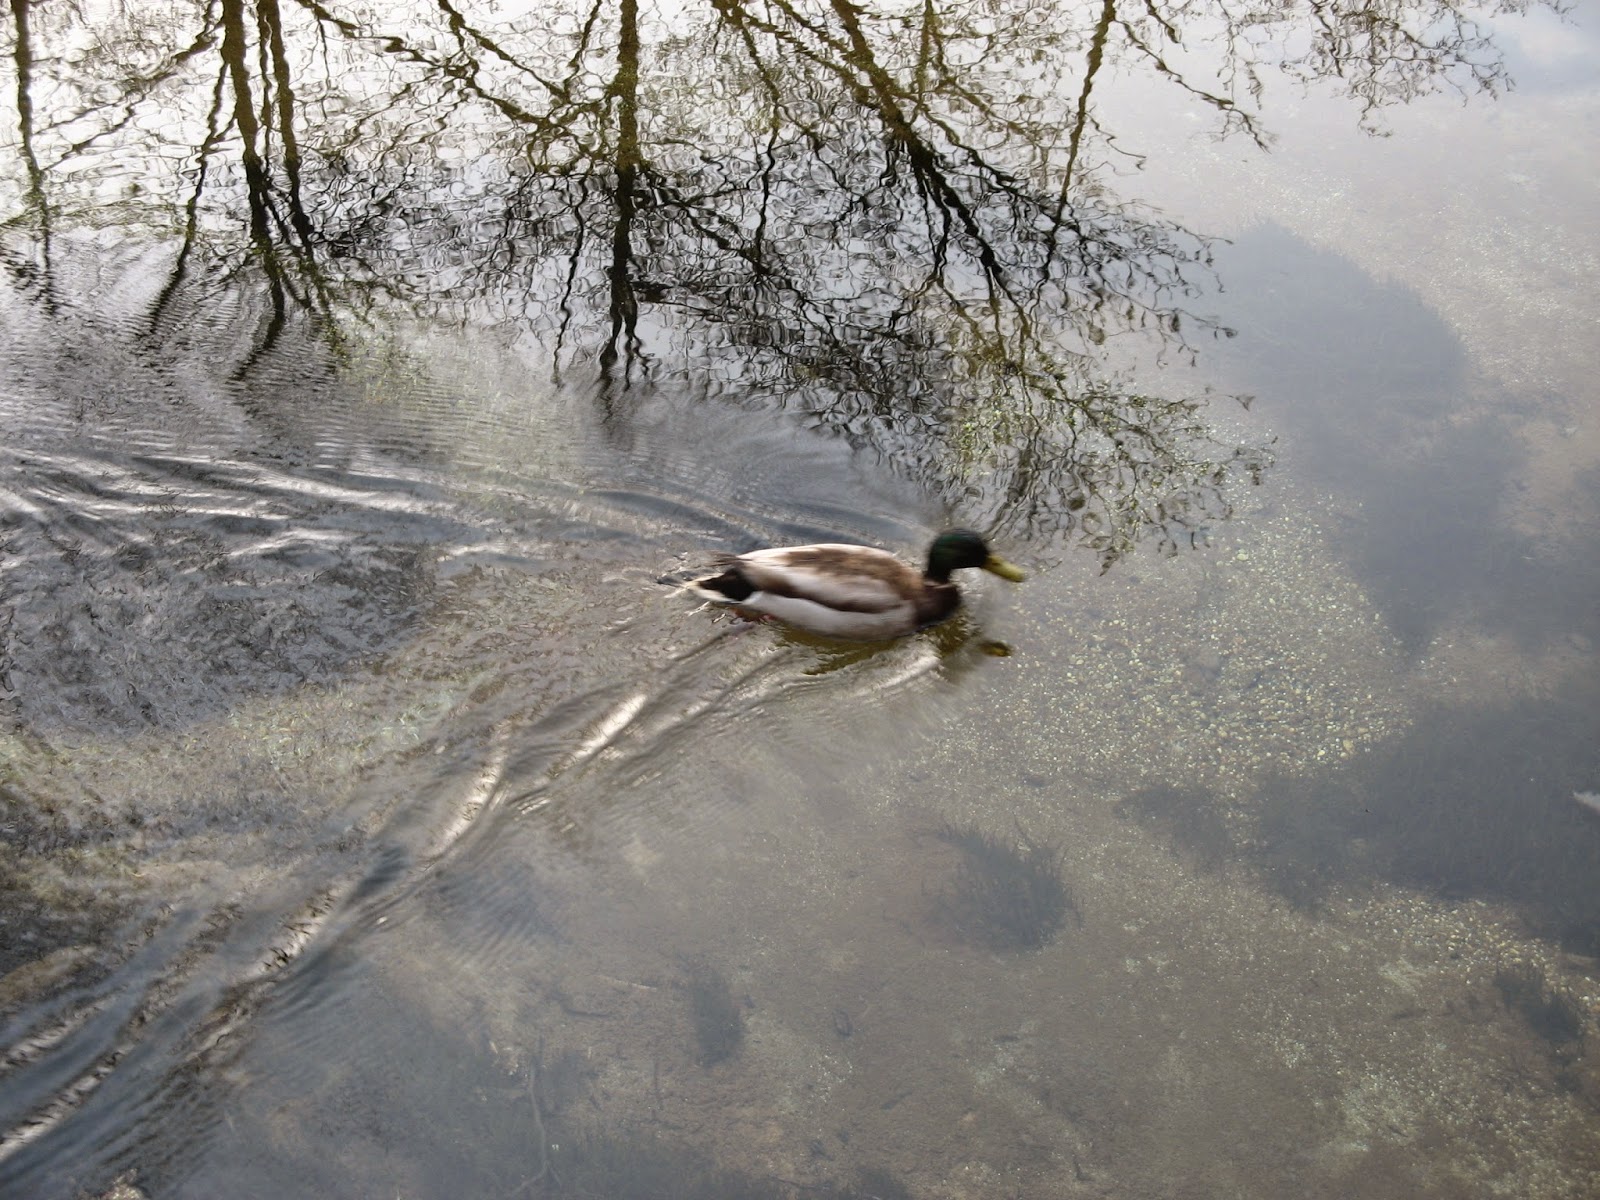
[736,545,916,614]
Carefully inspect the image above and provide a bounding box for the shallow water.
[2,2,1599,1197]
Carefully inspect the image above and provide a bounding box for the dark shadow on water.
[1115,784,1234,874]
[1123,677,1600,952]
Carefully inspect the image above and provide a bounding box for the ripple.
[0,249,1004,1199]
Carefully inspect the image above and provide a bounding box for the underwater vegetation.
[934,822,1077,951]
[684,959,746,1066]
[1494,962,1586,1046]
[536,1126,912,1200]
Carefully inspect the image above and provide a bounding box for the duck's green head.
[928,530,1027,583]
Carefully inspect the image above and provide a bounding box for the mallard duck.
[686,530,1025,641]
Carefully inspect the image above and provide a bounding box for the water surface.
[2,2,1598,1197]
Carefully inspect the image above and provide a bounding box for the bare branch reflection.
[5,0,55,311]
[0,0,1546,556]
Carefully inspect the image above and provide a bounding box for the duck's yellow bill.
[984,555,1026,582]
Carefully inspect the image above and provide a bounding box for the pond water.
[2,1,1598,1197]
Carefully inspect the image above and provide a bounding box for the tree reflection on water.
[0,0,1540,557]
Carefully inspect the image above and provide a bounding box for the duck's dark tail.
[687,564,755,602]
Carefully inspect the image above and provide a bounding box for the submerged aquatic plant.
[683,959,745,1066]
[935,823,1077,951]
[1494,962,1585,1046]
